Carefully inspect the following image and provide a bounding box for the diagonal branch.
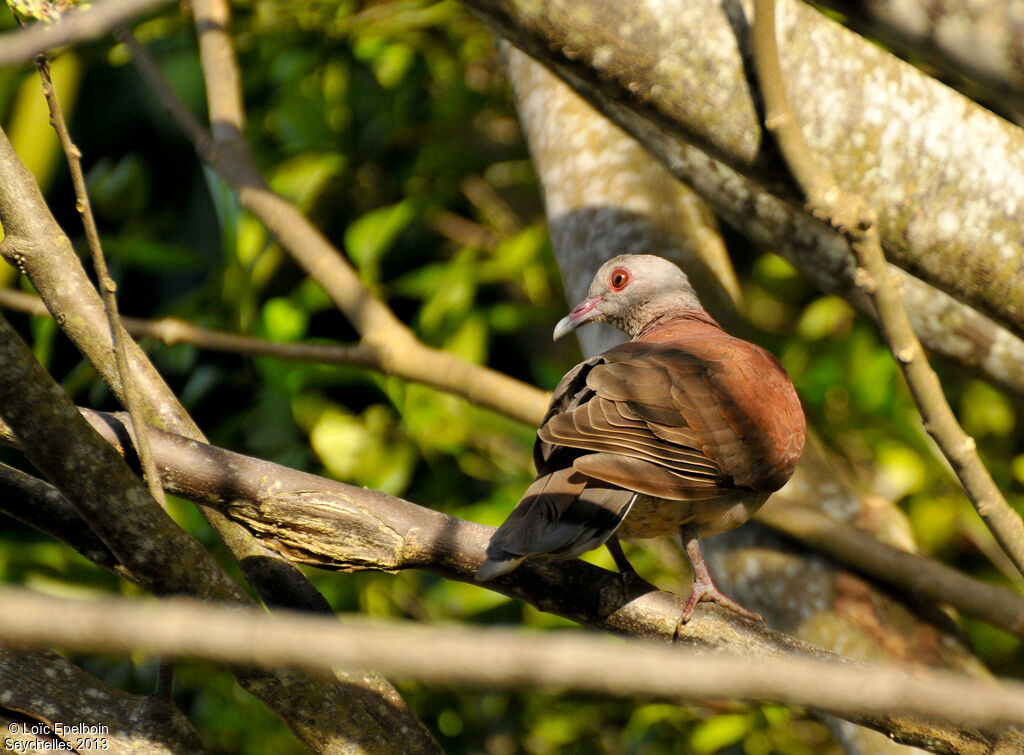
[30,51,167,515]
[0,647,205,753]
[115,13,548,427]
[0,283,544,412]
[750,0,1024,578]
[0,0,172,66]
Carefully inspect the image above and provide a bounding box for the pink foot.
[675,529,764,631]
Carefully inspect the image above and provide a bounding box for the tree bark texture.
[459,0,1024,345]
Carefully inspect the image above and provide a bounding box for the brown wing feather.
[537,329,804,497]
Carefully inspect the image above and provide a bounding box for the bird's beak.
[553,296,603,341]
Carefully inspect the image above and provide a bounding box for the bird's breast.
[615,490,769,539]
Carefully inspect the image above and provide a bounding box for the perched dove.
[476,254,806,622]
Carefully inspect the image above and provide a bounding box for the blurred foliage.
[0,0,1022,751]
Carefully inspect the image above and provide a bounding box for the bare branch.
[0,288,544,413]
[191,0,245,140]
[117,22,548,427]
[757,501,1024,637]
[4,407,1022,645]
[32,53,167,513]
[815,0,1024,116]
[751,0,1024,577]
[0,0,172,67]
[1,587,1024,752]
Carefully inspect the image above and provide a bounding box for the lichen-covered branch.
[816,0,1024,115]
[0,648,205,754]
[750,0,1024,576]
[458,0,1024,341]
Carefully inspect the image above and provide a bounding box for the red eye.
[609,267,630,291]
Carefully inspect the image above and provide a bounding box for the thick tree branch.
[0,0,172,67]
[5,395,1023,644]
[751,0,1024,577]
[815,0,1024,116]
[458,0,1024,343]
[0,647,205,754]
[1,587,1024,753]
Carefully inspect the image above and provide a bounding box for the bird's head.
[553,254,706,340]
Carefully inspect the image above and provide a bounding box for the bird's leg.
[605,536,638,597]
[677,528,763,626]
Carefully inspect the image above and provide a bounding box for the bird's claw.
[673,582,764,638]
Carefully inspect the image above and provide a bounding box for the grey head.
[553,254,706,341]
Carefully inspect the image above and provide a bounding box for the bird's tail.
[475,555,525,582]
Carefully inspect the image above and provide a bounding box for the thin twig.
[751,0,1024,578]
[32,53,168,516]
[0,283,544,417]
[114,11,549,427]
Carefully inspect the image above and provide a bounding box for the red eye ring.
[609,267,630,291]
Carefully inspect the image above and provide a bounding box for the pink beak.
[553,296,604,341]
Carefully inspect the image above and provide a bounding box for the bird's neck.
[632,309,722,342]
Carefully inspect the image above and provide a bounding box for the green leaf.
[344,200,417,283]
[101,237,207,273]
[268,152,346,210]
[690,713,753,754]
[961,380,1015,438]
[260,297,309,342]
[797,296,854,340]
[444,312,487,363]
[307,402,417,496]
[372,42,415,88]
[875,441,927,500]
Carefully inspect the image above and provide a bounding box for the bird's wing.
[539,338,802,498]
[532,355,602,471]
